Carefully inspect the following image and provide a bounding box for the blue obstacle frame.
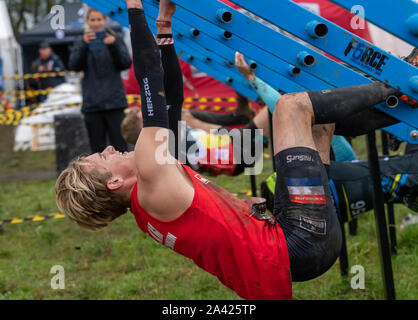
[155,0,418,129]
[84,0,418,144]
[228,0,418,99]
[143,0,418,145]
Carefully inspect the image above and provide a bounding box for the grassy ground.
[0,126,56,175]
[0,125,417,300]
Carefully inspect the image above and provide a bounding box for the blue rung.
[175,44,258,101]
[330,0,418,47]
[226,0,418,100]
[172,39,252,92]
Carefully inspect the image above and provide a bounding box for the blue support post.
[329,0,418,47]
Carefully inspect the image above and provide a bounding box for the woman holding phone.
[69,8,132,153]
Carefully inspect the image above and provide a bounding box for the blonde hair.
[55,157,127,230]
[121,107,142,145]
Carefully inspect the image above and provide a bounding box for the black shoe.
[388,133,402,152]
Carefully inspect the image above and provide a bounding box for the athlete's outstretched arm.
[128,0,193,218]
[128,0,169,172]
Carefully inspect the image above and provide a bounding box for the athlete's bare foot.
[235,52,255,81]
[126,0,143,9]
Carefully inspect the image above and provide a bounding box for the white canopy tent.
[0,0,23,94]
[13,83,83,151]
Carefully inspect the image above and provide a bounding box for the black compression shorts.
[273,147,342,282]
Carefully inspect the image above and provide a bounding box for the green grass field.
[0,126,417,300]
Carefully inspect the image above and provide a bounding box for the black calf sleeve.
[128,9,168,128]
[158,33,184,158]
[158,34,184,107]
[308,82,397,125]
[168,105,182,158]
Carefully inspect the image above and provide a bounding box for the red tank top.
[130,164,292,300]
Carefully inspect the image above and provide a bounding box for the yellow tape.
[231,189,253,197]
[184,97,236,103]
[341,185,353,222]
[0,96,241,126]
[125,99,238,112]
[0,71,79,81]
[183,104,236,112]
[0,103,82,126]
[0,213,66,226]
[0,89,83,97]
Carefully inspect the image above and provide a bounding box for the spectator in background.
[68,8,132,153]
[33,41,66,101]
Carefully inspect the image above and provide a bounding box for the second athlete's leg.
[157,0,183,159]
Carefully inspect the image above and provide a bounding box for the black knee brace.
[308,82,397,125]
